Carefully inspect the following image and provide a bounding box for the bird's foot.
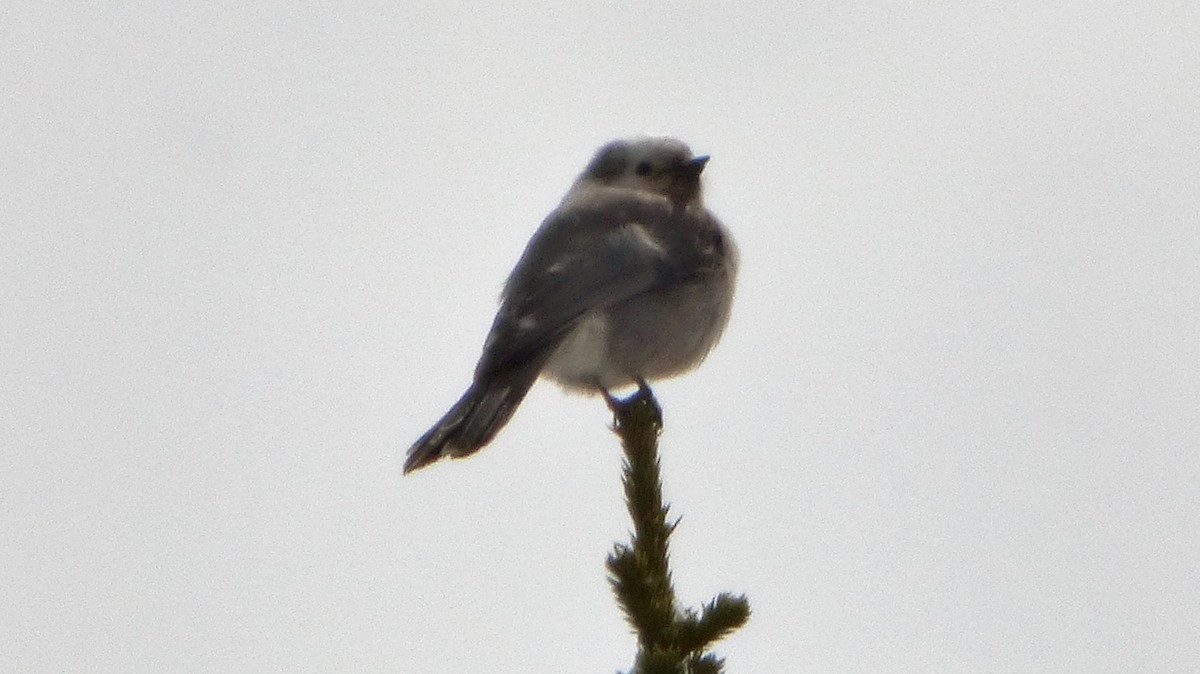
[602,378,662,431]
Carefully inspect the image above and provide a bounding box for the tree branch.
[606,383,750,673]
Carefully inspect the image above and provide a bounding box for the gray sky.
[3,1,1198,672]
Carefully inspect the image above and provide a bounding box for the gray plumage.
[404,137,737,473]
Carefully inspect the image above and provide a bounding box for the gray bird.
[404,137,737,473]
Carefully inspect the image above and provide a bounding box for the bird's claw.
[603,378,663,430]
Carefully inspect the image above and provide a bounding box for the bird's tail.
[403,365,542,474]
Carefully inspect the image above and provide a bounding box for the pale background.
[3,2,1198,672]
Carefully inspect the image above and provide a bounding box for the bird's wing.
[473,194,688,380]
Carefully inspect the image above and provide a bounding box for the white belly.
[542,311,616,390]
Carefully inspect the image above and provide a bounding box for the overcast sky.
[3,1,1198,672]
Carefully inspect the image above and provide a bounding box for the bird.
[404,137,737,474]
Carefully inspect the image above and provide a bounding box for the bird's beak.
[668,156,709,207]
[683,155,710,177]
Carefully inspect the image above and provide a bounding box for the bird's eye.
[634,161,653,176]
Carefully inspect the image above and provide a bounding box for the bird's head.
[579,137,709,207]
